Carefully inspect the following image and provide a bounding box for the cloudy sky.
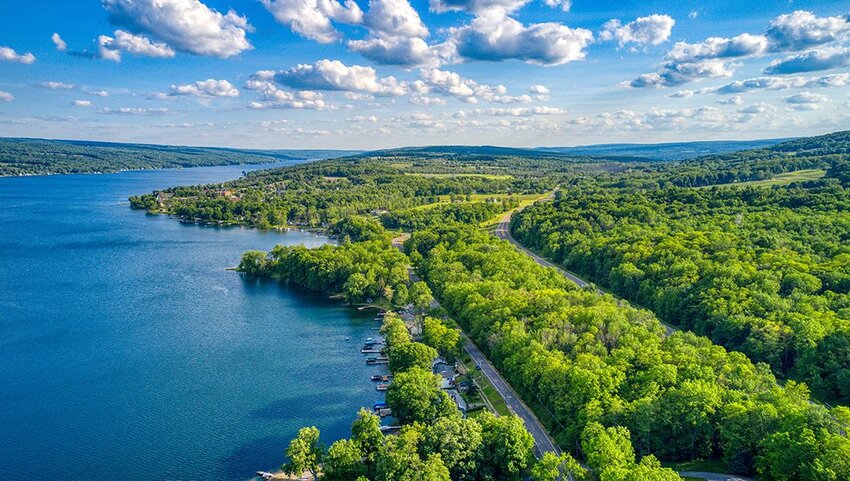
[0,0,849,149]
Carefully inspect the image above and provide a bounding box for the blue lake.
[0,164,386,480]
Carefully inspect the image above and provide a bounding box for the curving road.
[495,208,677,336]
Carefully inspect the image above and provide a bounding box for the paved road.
[495,208,677,336]
[679,473,753,481]
[460,332,561,459]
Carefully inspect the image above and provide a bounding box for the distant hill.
[0,137,359,177]
[359,145,646,163]
[537,139,792,161]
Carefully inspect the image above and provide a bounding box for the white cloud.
[168,79,240,97]
[429,0,530,15]
[272,60,407,96]
[766,10,850,52]
[448,14,593,66]
[601,15,675,48]
[39,81,76,90]
[765,46,850,74]
[52,33,68,52]
[98,30,176,61]
[73,100,93,107]
[0,46,36,64]
[261,0,362,43]
[669,90,694,98]
[349,37,435,66]
[103,0,252,58]
[410,96,448,106]
[717,96,744,106]
[712,72,850,94]
[785,91,828,104]
[100,107,172,115]
[529,85,550,95]
[542,0,570,12]
[630,10,850,87]
[738,102,775,114]
[466,106,564,116]
[245,71,330,110]
[416,68,531,103]
[0,91,14,102]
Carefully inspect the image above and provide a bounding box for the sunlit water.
[0,164,386,480]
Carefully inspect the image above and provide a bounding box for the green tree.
[477,411,535,481]
[282,426,324,481]
[344,272,370,304]
[352,408,384,474]
[381,314,412,348]
[422,317,461,360]
[409,281,434,311]
[421,416,483,481]
[530,452,587,481]
[389,342,437,373]
[238,250,268,275]
[323,439,365,481]
[386,367,459,424]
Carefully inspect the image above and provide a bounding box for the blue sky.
[0,0,848,149]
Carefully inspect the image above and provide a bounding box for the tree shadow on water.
[218,434,289,479]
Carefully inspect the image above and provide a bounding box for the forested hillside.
[513,131,850,404]
[0,137,354,176]
[131,130,850,481]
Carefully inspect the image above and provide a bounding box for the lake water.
[0,164,387,481]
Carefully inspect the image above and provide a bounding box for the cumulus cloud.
[766,10,850,52]
[347,0,435,66]
[601,15,675,48]
[98,30,176,61]
[168,79,240,97]
[630,10,850,87]
[272,60,407,96]
[261,0,362,43]
[415,68,531,103]
[542,0,570,12]
[448,14,593,66]
[429,0,530,15]
[738,102,775,114]
[245,71,330,110]
[103,0,252,57]
[765,46,850,74]
[0,91,14,102]
[73,100,94,107]
[717,96,744,106]
[465,106,564,116]
[0,46,36,64]
[52,33,68,52]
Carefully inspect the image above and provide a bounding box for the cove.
[0,164,384,481]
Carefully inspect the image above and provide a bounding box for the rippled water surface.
[0,164,384,480]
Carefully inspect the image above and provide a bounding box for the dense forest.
[512,137,850,404]
[133,130,850,480]
[0,137,353,176]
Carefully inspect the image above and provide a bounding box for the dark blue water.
[0,165,386,481]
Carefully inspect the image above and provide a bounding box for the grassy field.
[698,169,826,188]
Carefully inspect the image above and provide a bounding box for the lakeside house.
[432,358,467,413]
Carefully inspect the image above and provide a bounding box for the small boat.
[367,358,389,365]
[376,383,389,391]
[373,402,388,410]
[371,374,392,382]
[256,471,274,480]
[377,408,392,417]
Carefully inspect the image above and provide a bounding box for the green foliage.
[381,313,412,349]
[530,452,587,481]
[409,281,434,311]
[422,317,461,360]
[239,240,410,306]
[282,426,324,481]
[386,366,459,424]
[411,223,849,478]
[476,411,535,481]
[323,439,365,481]
[421,416,483,481]
[512,177,850,402]
[332,215,392,245]
[388,341,438,373]
[351,409,383,475]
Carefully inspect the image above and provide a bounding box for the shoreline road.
[460,332,561,460]
[495,208,677,337]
